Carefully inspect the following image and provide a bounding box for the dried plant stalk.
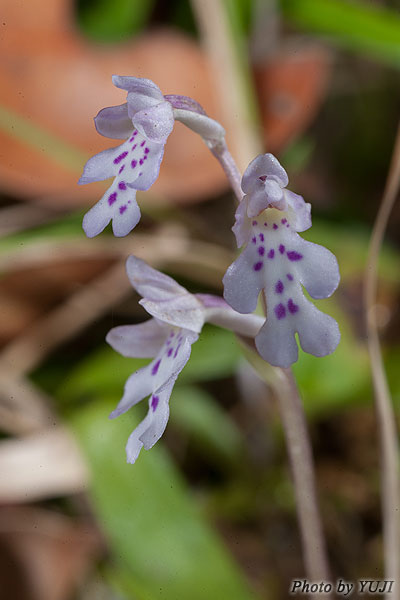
[364,125,400,596]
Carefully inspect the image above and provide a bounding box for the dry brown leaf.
[0,427,88,502]
[0,507,102,600]
[0,0,227,205]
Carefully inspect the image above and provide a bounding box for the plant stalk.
[364,124,400,597]
[218,147,331,588]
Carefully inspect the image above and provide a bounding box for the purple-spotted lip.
[164,94,206,116]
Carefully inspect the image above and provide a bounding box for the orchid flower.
[79,76,225,238]
[107,256,263,464]
[223,153,340,369]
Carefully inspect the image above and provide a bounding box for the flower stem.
[210,140,243,204]
[219,146,331,584]
[276,367,331,588]
[364,124,400,596]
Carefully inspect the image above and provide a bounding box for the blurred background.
[0,0,400,598]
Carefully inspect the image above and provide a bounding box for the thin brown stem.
[364,125,400,596]
[190,0,263,173]
[276,368,331,590]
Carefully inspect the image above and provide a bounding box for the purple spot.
[144,147,150,154]
[287,273,294,281]
[281,218,287,224]
[140,140,146,147]
[129,136,135,143]
[151,395,159,412]
[131,159,137,169]
[113,151,128,165]
[273,224,278,230]
[131,144,137,150]
[133,130,138,136]
[151,359,161,376]
[264,222,268,227]
[139,172,143,176]
[268,249,275,259]
[288,298,299,314]
[143,156,148,161]
[279,244,285,254]
[258,246,265,256]
[167,348,173,357]
[139,158,144,165]
[118,181,127,190]
[173,344,181,359]
[251,236,257,244]
[252,220,258,226]
[275,280,284,294]
[119,205,127,214]
[274,303,286,320]
[118,165,125,174]
[286,224,290,228]
[259,233,264,242]
[108,192,117,206]
[253,261,263,271]
[287,251,303,262]
[169,331,175,338]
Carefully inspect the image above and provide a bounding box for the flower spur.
[223,153,340,368]
[79,76,225,238]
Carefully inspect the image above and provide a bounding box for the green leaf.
[282,0,400,67]
[57,325,242,412]
[0,106,86,172]
[179,325,242,383]
[293,300,370,416]
[171,385,244,463]
[77,0,155,42]
[70,398,257,600]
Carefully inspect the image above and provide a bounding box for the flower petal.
[232,197,252,247]
[125,378,174,464]
[173,109,225,143]
[132,102,174,144]
[148,328,197,391]
[285,190,312,232]
[223,248,263,314]
[127,142,165,191]
[242,154,288,194]
[126,256,205,331]
[78,144,123,184]
[294,238,340,299]
[255,316,298,368]
[140,297,205,333]
[256,289,340,368]
[109,365,154,419]
[112,75,163,100]
[126,256,189,300]
[82,179,140,238]
[94,103,133,140]
[297,302,340,357]
[106,320,168,358]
